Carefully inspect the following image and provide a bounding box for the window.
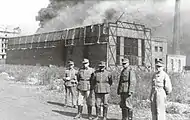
[159,58,163,61]
[160,47,163,52]
[171,59,174,70]
[1,49,3,53]
[155,46,158,52]
[2,55,5,59]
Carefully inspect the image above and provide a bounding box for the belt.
[153,86,164,89]
[79,79,90,81]
[96,81,108,83]
[121,81,129,83]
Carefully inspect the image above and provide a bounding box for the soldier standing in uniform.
[117,58,136,120]
[74,58,95,120]
[91,61,113,120]
[63,60,78,108]
[150,60,172,120]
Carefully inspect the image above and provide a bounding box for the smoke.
[36,0,172,33]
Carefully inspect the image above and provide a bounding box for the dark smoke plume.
[35,0,190,64]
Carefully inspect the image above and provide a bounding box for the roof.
[152,37,167,43]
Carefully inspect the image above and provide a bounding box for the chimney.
[172,0,181,55]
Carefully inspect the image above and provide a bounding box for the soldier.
[117,58,136,120]
[150,60,172,120]
[74,58,95,120]
[91,61,113,120]
[63,60,78,108]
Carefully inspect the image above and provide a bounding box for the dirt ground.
[0,78,189,120]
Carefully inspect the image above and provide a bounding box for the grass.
[0,64,190,105]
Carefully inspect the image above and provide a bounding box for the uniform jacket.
[117,67,136,95]
[91,69,113,94]
[150,71,172,120]
[77,67,95,91]
[64,68,78,87]
[150,71,172,97]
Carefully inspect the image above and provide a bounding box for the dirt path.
[0,79,79,120]
[0,79,123,120]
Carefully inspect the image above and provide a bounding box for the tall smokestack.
[172,0,181,55]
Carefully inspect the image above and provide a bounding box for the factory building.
[6,21,156,69]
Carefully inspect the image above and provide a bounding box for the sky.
[0,0,190,35]
[0,0,49,35]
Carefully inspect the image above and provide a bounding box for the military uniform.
[150,61,172,120]
[64,61,78,107]
[74,59,95,120]
[91,61,113,120]
[117,58,136,120]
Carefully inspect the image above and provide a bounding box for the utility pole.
[172,0,181,55]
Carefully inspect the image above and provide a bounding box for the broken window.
[84,25,98,44]
[65,29,75,46]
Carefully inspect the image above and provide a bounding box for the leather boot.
[122,108,127,120]
[128,109,133,120]
[87,106,93,120]
[74,105,83,119]
[93,107,101,120]
[103,107,108,120]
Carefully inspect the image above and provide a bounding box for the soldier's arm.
[149,74,155,101]
[63,70,68,81]
[76,69,81,82]
[164,73,172,95]
[73,69,78,83]
[108,72,113,86]
[117,75,122,95]
[128,70,137,94]
[90,72,96,90]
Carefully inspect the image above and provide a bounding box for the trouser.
[65,86,77,106]
[150,88,166,120]
[77,90,93,106]
[95,93,109,108]
[95,93,109,119]
[76,90,93,119]
[120,93,133,120]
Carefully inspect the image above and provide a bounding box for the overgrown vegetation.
[0,64,190,106]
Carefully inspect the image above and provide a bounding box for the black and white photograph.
[0,0,190,120]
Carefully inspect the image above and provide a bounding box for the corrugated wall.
[6,40,65,66]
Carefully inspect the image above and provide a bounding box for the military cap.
[156,60,164,67]
[98,61,106,67]
[82,58,89,64]
[122,58,129,64]
[68,60,74,65]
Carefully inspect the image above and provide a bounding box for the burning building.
[6,21,158,69]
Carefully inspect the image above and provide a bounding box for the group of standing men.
[63,58,172,120]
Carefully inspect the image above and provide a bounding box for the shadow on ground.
[52,109,98,119]
[52,110,76,117]
[47,101,65,107]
